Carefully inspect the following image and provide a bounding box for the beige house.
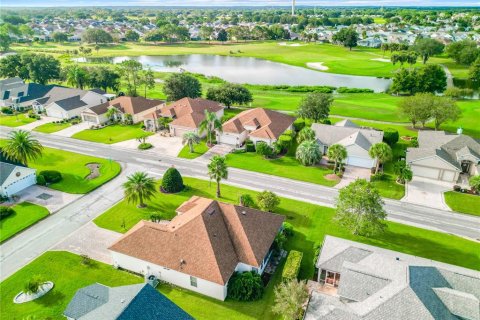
[217,108,295,147]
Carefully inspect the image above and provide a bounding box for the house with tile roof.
[108,196,284,300]
[143,97,224,136]
[311,120,384,169]
[305,236,480,320]
[217,108,295,147]
[81,96,165,125]
[406,131,480,183]
[0,162,36,197]
[63,283,193,320]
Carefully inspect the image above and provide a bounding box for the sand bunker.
[278,42,304,47]
[306,62,329,71]
[371,58,391,63]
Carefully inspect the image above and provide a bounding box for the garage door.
[412,165,440,180]
[441,170,456,182]
[47,108,65,119]
[218,133,238,146]
[346,156,373,168]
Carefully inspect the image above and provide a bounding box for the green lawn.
[0,202,49,243]
[177,139,209,159]
[0,251,143,320]
[33,122,72,133]
[72,123,153,144]
[444,192,480,217]
[0,114,36,127]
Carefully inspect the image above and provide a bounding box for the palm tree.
[295,140,321,166]
[23,275,45,295]
[369,142,393,174]
[65,64,88,89]
[3,130,43,166]
[122,172,156,208]
[199,110,222,146]
[394,161,413,184]
[182,132,201,153]
[296,127,316,144]
[106,107,121,122]
[327,144,348,173]
[207,155,228,198]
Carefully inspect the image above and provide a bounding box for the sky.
[1,0,479,7]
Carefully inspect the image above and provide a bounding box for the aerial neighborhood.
[0,4,479,320]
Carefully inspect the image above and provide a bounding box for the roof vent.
[396,257,400,261]
[121,299,125,303]
[241,210,246,215]
[180,259,185,265]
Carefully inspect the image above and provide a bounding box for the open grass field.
[0,114,36,127]
[444,192,480,217]
[0,251,143,320]
[33,122,71,133]
[72,123,153,144]
[0,202,49,243]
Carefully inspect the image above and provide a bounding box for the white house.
[0,162,37,197]
[217,108,295,147]
[311,120,384,169]
[109,196,284,301]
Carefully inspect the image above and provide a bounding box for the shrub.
[257,190,280,212]
[1,107,13,114]
[277,134,293,150]
[39,170,62,183]
[283,129,295,137]
[36,175,46,186]
[337,87,374,93]
[371,173,386,181]
[322,119,331,125]
[239,194,254,207]
[138,143,153,150]
[161,167,184,193]
[383,128,399,146]
[282,250,303,280]
[293,118,305,131]
[282,222,294,237]
[150,214,163,222]
[23,276,45,295]
[313,242,323,267]
[274,232,287,251]
[227,271,264,301]
[453,185,461,192]
[245,140,255,152]
[0,206,15,220]
[411,137,419,148]
[256,141,273,158]
[81,254,93,266]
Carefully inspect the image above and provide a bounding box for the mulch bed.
[85,163,101,180]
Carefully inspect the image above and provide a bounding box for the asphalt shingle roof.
[55,95,88,111]
[0,162,16,185]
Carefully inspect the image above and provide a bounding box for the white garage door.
[412,165,440,180]
[5,174,36,196]
[346,156,373,169]
[441,170,456,182]
[47,108,65,119]
[218,133,238,146]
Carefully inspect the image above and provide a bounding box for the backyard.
[0,202,49,243]
[72,123,152,144]
[0,114,37,127]
[444,192,480,217]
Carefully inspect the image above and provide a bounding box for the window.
[18,91,24,97]
[190,276,197,287]
[3,91,10,100]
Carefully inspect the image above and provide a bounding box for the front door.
[461,161,471,174]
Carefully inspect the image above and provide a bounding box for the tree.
[469,58,480,83]
[106,107,121,122]
[296,140,321,166]
[161,167,184,193]
[157,117,172,130]
[0,53,22,78]
[27,54,61,85]
[88,66,120,92]
[199,110,222,146]
[182,132,201,153]
[227,271,264,301]
[200,26,214,43]
[217,29,228,43]
[391,68,418,95]
[413,38,444,64]
[207,155,228,198]
[140,68,155,98]
[117,60,143,96]
[0,33,12,52]
[52,32,68,42]
[333,28,359,50]
[469,175,480,193]
[82,28,113,44]
[369,142,393,174]
[23,276,45,295]
[297,92,332,123]
[272,279,308,320]
[296,127,315,144]
[125,30,140,42]
[430,97,461,130]
[64,65,89,89]
[327,144,347,173]
[335,179,387,236]
[143,30,165,43]
[446,40,479,65]
[206,83,252,108]
[394,161,413,184]
[3,130,43,166]
[163,73,202,101]
[398,93,435,128]
[122,171,156,208]
[257,190,280,212]
[417,64,447,94]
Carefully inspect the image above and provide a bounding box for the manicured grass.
[0,114,36,127]
[0,251,143,319]
[371,177,405,200]
[0,202,49,243]
[177,139,209,159]
[225,152,338,188]
[444,192,480,217]
[33,122,71,133]
[72,123,153,144]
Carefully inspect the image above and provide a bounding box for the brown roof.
[109,196,284,285]
[160,98,223,129]
[222,108,295,140]
[86,96,165,115]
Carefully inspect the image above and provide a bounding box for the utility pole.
[292,0,296,16]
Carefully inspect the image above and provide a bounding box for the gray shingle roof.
[318,247,373,272]
[311,123,383,148]
[0,162,16,185]
[63,283,110,319]
[55,95,88,111]
[337,266,391,302]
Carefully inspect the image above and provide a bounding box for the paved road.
[0,128,479,280]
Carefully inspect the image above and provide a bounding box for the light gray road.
[0,128,479,280]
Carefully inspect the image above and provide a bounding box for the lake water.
[75,54,392,92]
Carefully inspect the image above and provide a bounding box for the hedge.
[383,128,399,146]
[282,250,303,280]
[293,118,305,132]
[39,170,62,183]
[0,206,15,220]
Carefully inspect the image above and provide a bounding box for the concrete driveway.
[113,134,184,157]
[53,122,90,137]
[196,144,234,162]
[13,185,81,213]
[402,177,452,210]
[335,165,371,189]
[52,222,122,264]
[17,116,57,131]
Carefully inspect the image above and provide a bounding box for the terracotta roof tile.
[86,96,165,116]
[158,98,223,129]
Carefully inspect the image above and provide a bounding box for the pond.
[74,54,392,92]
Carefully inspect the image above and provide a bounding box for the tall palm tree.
[295,140,321,166]
[199,110,222,146]
[327,144,348,173]
[3,130,43,166]
[122,172,156,208]
[65,64,88,89]
[207,155,228,198]
[182,132,201,153]
[369,142,393,174]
